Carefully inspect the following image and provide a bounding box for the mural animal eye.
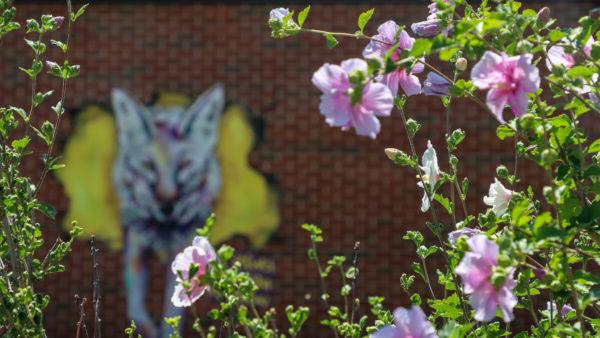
[178,159,192,170]
[142,160,155,171]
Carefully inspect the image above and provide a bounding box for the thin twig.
[75,296,88,338]
[349,242,360,325]
[90,236,102,338]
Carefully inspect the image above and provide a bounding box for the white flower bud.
[455,57,468,72]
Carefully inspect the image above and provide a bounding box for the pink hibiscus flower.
[584,36,594,58]
[455,235,517,322]
[362,21,425,96]
[546,46,575,70]
[370,305,438,338]
[171,236,217,307]
[312,58,394,139]
[471,51,540,123]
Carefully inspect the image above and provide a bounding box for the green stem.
[420,257,437,300]
[310,240,340,338]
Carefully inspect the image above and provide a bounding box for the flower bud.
[410,20,440,38]
[45,61,59,70]
[53,16,64,28]
[537,7,551,24]
[384,148,401,161]
[589,7,600,20]
[533,267,546,281]
[348,69,365,85]
[455,57,468,72]
[561,304,574,317]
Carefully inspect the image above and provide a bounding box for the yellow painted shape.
[57,106,123,249]
[213,105,280,248]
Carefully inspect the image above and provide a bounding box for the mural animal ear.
[179,83,225,137]
[111,88,154,144]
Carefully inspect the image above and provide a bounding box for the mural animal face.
[111,85,225,250]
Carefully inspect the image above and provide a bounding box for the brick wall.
[0,1,596,337]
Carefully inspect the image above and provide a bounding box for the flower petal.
[471,51,503,89]
[319,94,352,127]
[341,58,368,74]
[352,108,381,139]
[361,83,394,117]
[311,64,348,94]
[398,70,422,97]
[486,88,508,123]
[546,46,574,70]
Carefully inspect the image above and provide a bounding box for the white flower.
[483,178,513,216]
[417,140,440,212]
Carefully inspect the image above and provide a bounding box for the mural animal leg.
[124,232,158,338]
[160,250,185,338]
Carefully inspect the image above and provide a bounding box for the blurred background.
[0,1,596,337]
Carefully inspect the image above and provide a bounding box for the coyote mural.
[112,85,223,336]
[58,84,280,338]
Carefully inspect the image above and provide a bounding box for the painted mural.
[58,85,279,337]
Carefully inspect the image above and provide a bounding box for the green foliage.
[0,1,84,336]
[268,1,600,336]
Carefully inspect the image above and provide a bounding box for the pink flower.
[471,51,540,122]
[546,302,574,317]
[411,0,449,37]
[312,58,394,139]
[546,46,575,70]
[448,227,482,247]
[362,21,425,96]
[171,236,216,307]
[370,305,437,338]
[483,178,513,216]
[422,72,450,96]
[455,235,517,322]
[584,36,594,58]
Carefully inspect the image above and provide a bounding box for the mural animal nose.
[156,185,178,201]
[161,203,174,216]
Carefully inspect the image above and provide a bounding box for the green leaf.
[357,8,374,33]
[8,106,27,120]
[297,6,310,27]
[447,129,465,151]
[35,202,57,219]
[434,194,453,214]
[11,136,30,153]
[496,124,515,140]
[25,39,46,54]
[410,293,422,305]
[410,39,432,57]
[448,79,475,97]
[548,29,566,42]
[405,118,421,138]
[588,139,600,153]
[324,33,338,49]
[33,90,54,108]
[71,3,89,22]
[35,121,54,145]
[51,39,68,53]
[428,294,462,320]
[403,231,424,246]
[567,65,595,78]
